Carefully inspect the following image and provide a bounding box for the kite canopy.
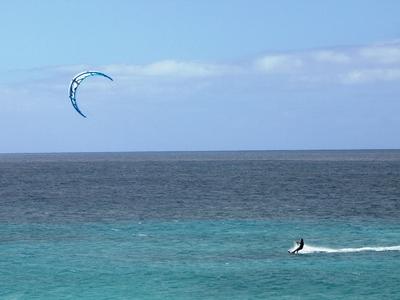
[69,71,113,118]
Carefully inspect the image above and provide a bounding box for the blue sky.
[1,0,400,152]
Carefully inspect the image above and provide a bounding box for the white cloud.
[252,41,400,84]
[313,50,351,64]
[254,54,303,73]
[342,68,400,84]
[102,60,237,78]
[359,44,400,64]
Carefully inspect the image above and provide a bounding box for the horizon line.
[1,148,400,156]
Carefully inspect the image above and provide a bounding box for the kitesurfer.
[291,238,304,254]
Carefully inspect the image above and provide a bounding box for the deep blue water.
[0,150,400,299]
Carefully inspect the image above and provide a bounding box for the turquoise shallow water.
[1,219,400,299]
[1,151,400,299]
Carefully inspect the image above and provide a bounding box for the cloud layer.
[65,41,400,87]
[2,40,399,104]
[14,40,397,92]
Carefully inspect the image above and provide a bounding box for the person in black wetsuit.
[291,238,304,254]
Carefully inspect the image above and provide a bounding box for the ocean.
[0,150,399,299]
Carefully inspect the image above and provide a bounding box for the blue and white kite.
[69,71,113,118]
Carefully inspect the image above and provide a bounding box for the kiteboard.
[288,242,300,254]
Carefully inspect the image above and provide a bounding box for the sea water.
[0,150,400,299]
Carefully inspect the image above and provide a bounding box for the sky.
[0,0,400,152]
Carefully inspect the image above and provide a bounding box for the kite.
[69,71,113,118]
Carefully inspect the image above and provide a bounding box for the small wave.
[289,243,400,254]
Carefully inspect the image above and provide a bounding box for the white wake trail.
[289,243,400,254]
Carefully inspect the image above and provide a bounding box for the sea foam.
[289,243,400,254]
